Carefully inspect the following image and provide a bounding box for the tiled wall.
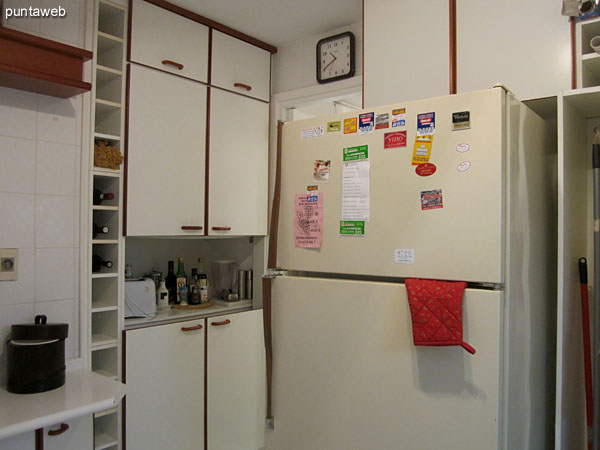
[0,0,88,384]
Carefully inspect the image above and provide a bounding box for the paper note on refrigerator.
[294,193,323,248]
[342,146,370,221]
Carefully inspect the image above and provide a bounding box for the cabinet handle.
[211,319,231,327]
[48,423,69,436]
[211,226,231,231]
[234,82,252,91]
[181,226,203,231]
[162,59,184,70]
[181,324,203,332]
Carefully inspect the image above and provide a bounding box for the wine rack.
[88,1,127,449]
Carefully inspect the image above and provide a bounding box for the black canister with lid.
[6,315,69,394]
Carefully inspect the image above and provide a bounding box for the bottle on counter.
[92,222,109,238]
[197,258,209,303]
[92,189,115,205]
[92,254,113,272]
[166,260,177,304]
[189,269,200,305]
[157,280,169,309]
[176,257,188,305]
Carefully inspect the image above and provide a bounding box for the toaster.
[125,278,157,318]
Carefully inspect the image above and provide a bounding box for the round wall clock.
[316,31,355,84]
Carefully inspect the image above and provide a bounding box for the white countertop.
[0,369,126,440]
[124,300,254,329]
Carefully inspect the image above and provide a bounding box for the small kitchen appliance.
[6,315,69,394]
[125,278,157,318]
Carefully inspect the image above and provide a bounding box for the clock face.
[317,32,355,83]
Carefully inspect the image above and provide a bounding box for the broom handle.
[580,258,594,450]
[592,143,600,450]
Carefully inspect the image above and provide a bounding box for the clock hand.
[322,57,335,71]
[329,51,337,61]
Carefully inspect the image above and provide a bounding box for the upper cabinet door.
[208,88,268,236]
[211,30,271,102]
[130,0,209,83]
[457,0,571,100]
[127,64,207,236]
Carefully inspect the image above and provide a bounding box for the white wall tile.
[0,193,35,248]
[39,0,82,47]
[0,87,38,139]
[0,136,36,194]
[35,248,76,301]
[0,302,35,386]
[35,195,76,248]
[37,96,80,145]
[36,141,78,195]
[35,298,79,359]
[0,248,35,306]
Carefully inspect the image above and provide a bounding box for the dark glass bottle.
[92,254,113,272]
[165,260,177,304]
[93,189,115,205]
[92,223,109,238]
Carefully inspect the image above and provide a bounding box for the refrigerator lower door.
[267,276,502,450]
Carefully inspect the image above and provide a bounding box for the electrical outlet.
[0,248,18,281]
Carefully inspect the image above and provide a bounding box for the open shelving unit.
[577,16,600,87]
[88,1,127,449]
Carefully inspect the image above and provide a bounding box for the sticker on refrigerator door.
[392,108,406,127]
[420,189,443,210]
[411,135,433,165]
[342,146,370,221]
[457,161,471,172]
[306,185,319,201]
[384,131,407,149]
[415,163,436,177]
[343,145,369,161]
[294,193,323,248]
[344,117,357,134]
[328,121,341,132]
[452,111,470,131]
[456,143,470,153]
[417,112,435,136]
[375,113,390,129]
[394,249,415,264]
[359,112,375,134]
[301,125,325,140]
[339,220,365,236]
[313,160,331,182]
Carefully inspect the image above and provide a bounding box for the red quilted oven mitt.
[405,278,476,355]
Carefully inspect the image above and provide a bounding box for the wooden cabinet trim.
[137,0,277,54]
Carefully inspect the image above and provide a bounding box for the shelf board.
[92,239,119,245]
[92,305,118,314]
[94,407,118,419]
[94,132,121,141]
[92,334,119,347]
[0,27,92,98]
[97,32,123,53]
[92,368,118,379]
[94,432,118,450]
[92,205,119,211]
[91,272,119,279]
[96,65,122,87]
[563,86,600,118]
[96,98,121,115]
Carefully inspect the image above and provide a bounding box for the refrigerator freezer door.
[267,276,502,450]
[277,88,505,283]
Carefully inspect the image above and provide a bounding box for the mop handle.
[580,257,594,450]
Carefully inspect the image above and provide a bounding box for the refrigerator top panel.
[276,88,506,284]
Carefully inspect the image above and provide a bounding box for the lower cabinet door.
[207,310,266,450]
[44,416,93,450]
[0,431,35,449]
[125,320,205,450]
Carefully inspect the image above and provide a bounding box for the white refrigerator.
[265,88,556,450]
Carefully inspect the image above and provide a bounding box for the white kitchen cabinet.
[208,88,269,236]
[130,0,209,83]
[207,310,266,450]
[127,63,207,236]
[211,30,271,102]
[125,319,205,450]
[456,0,571,100]
[44,416,93,450]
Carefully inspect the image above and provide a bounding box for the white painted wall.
[0,0,91,384]
[271,22,362,95]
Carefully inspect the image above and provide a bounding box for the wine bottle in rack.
[93,189,115,205]
[92,223,110,238]
[92,254,113,272]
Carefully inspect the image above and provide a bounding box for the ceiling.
[170,0,363,48]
